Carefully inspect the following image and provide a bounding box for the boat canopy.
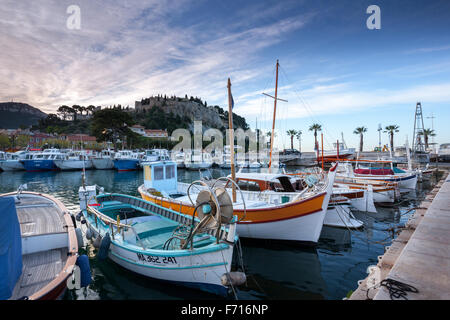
[0,197,23,300]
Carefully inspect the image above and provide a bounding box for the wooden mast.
[227,78,236,202]
[268,60,279,173]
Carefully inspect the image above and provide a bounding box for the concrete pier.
[349,171,450,300]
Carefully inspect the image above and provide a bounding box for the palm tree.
[384,125,400,152]
[296,130,302,153]
[286,130,297,150]
[419,128,435,149]
[353,126,368,152]
[309,123,322,151]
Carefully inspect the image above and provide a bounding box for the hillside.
[135,95,249,132]
[0,102,47,129]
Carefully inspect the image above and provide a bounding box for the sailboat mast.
[227,78,236,202]
[268,59,279,172]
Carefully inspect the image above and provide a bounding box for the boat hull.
[81,196,235,297]
[107,242,233,296]
[185,163,212,170]
[54,160,93,170]
[114,159,140,171]
[21,159,58,171]
[324,204,363,229]
[92,158,115,169]
[0,160,24,171]
[139,186,329,244]
[354,173,417,192]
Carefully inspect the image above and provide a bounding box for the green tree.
[0,134,11,149]
[309,123,322,151]
[286,129,297,150]
[384,125,400,152]
[57,105,71,121]
[353,126,368,152]
[16,135,31,148]
[71,105,82,121]
[419,128,436,149]
[91,108,135,150]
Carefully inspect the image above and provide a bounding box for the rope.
[380,278,419,300]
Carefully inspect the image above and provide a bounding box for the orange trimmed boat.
[138,161,338,244]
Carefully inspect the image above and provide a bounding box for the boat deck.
[129,215,216,249]
[10,248,68,300]
[9,194,69,300]
[15,195,66,236]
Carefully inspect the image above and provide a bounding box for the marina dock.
[349,170,450,300]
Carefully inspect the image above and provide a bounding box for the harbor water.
[0,167,438,300]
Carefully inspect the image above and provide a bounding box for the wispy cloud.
[404,45,450,54]
[0,0,310,113]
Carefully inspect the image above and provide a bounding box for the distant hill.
[135,95,249,132]
[0,102,47,129]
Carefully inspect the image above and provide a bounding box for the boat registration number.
[136,253,177,265]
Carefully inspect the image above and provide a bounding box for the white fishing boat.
[92,149,115,170]
[139,163,337,244]
[78,161,244,296]
[185,151,213,170]
[172,151,186,168]
[0,151,25,171]
[54,151,93,171]
[141,149,170,164]
[346,160,417,192]
[333,175,399,203]
[324,196,363,229]
[248,161,262,169]
[319,141,356,162]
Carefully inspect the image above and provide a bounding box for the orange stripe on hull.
[139,190,326,224]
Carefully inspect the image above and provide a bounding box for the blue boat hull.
[114,159,139,171]
[21,160,58,171]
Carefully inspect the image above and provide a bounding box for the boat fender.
[98,233,111,260]
[221,272,246,287]
[86,227,93,240]
[76,211,83,221]
[93,234,102,249]
[71,214,77,228]
[75,228,84,248]
[76,255,92,287]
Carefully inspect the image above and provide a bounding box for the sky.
[1,0,449,152]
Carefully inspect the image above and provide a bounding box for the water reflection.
[237,241,326,300]
[0,167,440,300]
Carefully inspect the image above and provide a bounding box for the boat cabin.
[227,172,306,193]
[142,160,178,196]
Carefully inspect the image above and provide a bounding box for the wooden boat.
[79,176,242,297]
[139,161,337,244]
[333,176,400,203]
[0,190,78,300]
[337,160,418,192]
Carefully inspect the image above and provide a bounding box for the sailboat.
[138,62,336,244]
